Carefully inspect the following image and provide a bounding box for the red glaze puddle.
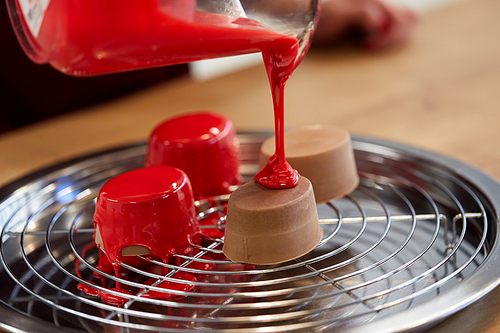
[77,282,133,307]
[189,256,217,272]
[197,205,227,240]
[140,272,198,300]
[76,241,218,303]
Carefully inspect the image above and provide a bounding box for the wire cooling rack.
[0,133,499,333]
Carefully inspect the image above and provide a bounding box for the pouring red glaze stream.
[254,41,307,188]
[10,0,310,187]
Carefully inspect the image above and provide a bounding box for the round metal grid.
[0,134,499,333]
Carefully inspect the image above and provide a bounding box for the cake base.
[223,177,322,265]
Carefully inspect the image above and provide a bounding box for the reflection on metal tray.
[0,134,499,333]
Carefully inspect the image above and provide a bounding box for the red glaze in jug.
[6,0,302,76]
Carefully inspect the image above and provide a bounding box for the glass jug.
[5,0,320,77]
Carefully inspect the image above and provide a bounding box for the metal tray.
[0,133,499,333]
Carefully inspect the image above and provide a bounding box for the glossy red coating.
[254,45,303,189]
[93,166,200,267]
[77,283,133,307]
[146,112,240,199]
[140,272,198,300]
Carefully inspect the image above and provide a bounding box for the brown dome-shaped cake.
[223,176,323,265]
[259,124,359,204]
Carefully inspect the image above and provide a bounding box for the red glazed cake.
[93,166,200,266]
[146,111,241,199]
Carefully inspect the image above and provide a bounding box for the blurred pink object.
[314,0,419,50]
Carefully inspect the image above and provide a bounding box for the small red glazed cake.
[93,166,200,266]
[146,111,241,199]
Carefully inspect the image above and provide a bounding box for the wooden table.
[0,0,499,331]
